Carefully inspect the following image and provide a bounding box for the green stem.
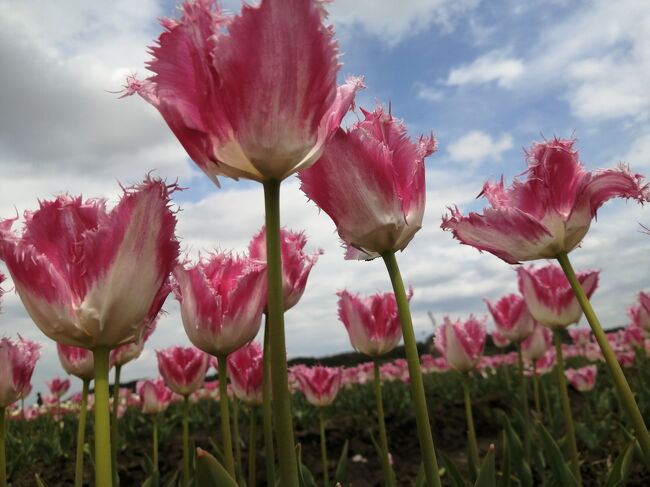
[533,363,542,418]
[374,360,396,487]
[1,407,6,487]
[233,398,243,483]
[382,251,441,487]
[542,376,553,429]
[462,375,480,471]
[262,316,276,484]
[218,355,236,478]
[557,251,650,464]
[152,414,159,472]
[554,330,582,485]
[93,347,112,487]
[517,344,531,461]
[111,363,121,487]
[248,408,257,487]
[75,380,89,487]
[182,395,190,487]
[319,410,329,487]
[263,179,299,487]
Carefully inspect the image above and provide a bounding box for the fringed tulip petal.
[57,344,94,381]
[485,293,534,342]
[156,346,209,396]
[227,342,264,406]
[0,337,40,407]
[435,316,486,372]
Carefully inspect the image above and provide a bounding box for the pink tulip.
[47,377,71,399]
[0,337,40,407]
[628,291,650,332]
[442,138,649,263]
[337,289,405,357]
[623,325,645,350]
[292,365,342,407]
[300,106,435,260]
[124,0,362,184]
[0,271,5,310]
[0,177,179,349]
[174,252,267,357]
[420,355,450,374]
[486,293,535,342]
[136,378,173,414]
[227,342,264,406]
[565,365,598,392]
[248,226,322,311]
[517,264,599,328]
[435,316,487,372]
[490,330,511,348]
[57,344,94,381]
[110,307,163,368]
[521,324,553,362]
[569,328,592,347]
[156,346,209,396]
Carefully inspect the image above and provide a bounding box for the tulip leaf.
[415,462,426,487]
[34,474,49,487]
[497,431,511,487]
[332,439,349,486]
[499,412,532,487]
[296,443,317,487]
[537,423,578,487]
[195,448,238,487]
[474,446,496,487]
[439,452,469,487]
[162,470,178,487]
[604,439,636,487]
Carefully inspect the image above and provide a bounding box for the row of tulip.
[2,0,650,485]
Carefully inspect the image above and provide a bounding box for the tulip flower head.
[0,177,179,349]
[517,264,599,329]
[57,344,94,381]
[565,365,598,392]
[435,316,487,372]
[124,0,362,184]
[442,138,649,263]
[47,377,71,398]
[569,327,592,347]
[292,365,342,407]
[174,252,267,357]
[629,291,650,332]
[136,378,173,414]
[0,337,40,408]
[337,289,405,357]
[156,346,209,396]
[300,106,435,260]
[490,329,511,348]
[248,227,322,311]
[110,298,164,369]
[521,323,553,362]
[227,341,264,406]
[486,293,535,342]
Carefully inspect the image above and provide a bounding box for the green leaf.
[537,423,578,487]
[575,423,598,450]
[332,439,349,486]
[604,439,636,487]
[415,462,426,487]
[497,431,511,487]
[34,474,49,487]
[296,443,317,487]
[474,446,496,487]
[439,452,468,487]
[195,448,238,487]
[162,469,179,487]
[499,412,532,487]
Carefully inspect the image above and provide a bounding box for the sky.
[1,0,650,400]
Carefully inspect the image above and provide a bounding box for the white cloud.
[416,85,444,102]
[447,130,513,165]
[446,51,524,87]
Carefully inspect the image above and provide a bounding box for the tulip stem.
[111,363,121,487]
[532,363,542,418]
[462,374,480,474]
[319,410,329,487]
[217,354,236,478]
[382,251,441,487]
[0,407,6,487]
[262,316,276,484]
[557,251,650,464]
[182,395,190,487]
[553,330,582,485]
[516,344,531,461]
[248,408,257,487]
[233,398,243,483]
[373,359,396,487]
[263,179,299,487]
[93,346,112,487]
[75,379,89,487]
[152,414,159,472]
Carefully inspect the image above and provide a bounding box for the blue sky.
[1,0,649,400]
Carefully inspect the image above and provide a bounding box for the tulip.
[47,377,71,399]
[565,365,598,392]
[490,330,511,348]
[0,337,40,486]
[300,105,440,487]
[522,324,553,363]
[228,343,264,407]
[629,292,650,332]
[137,378,173,473]
[0,272,5,311]
[58,345,94,382]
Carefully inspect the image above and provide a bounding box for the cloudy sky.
[1,0,650,399]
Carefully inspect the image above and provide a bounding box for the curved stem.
[182,395,190,487]
[373,359,395,487]
[554,330,582,485]
[319,410,329,487]
[111,363,121,486]
[517,344,531,461]
[462,374,479,472]
[262,316,276,484]
[248,408,257,487]
[263,179,299,487]
[0,407,6,487]
[75,380,89,487]
[233,398,242,483]
[93,347,112,487]
[152,414,159,472]
[557,251,650,464]
[532,363,542,418]
[218,354,236,478]
[382,251,441,487]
